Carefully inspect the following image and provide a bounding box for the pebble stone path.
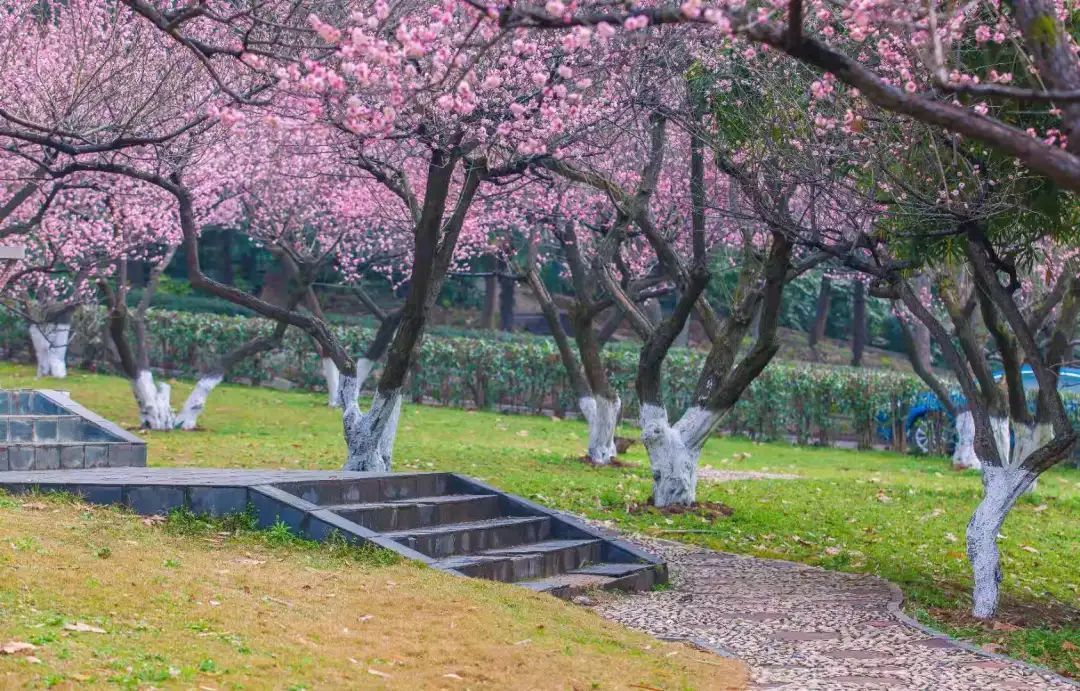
[592,538,1076,690]
[698,469,801,483]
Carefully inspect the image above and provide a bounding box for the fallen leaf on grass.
[1061,641,1077,651]
[991,621,1021,632]
[64,622,106,634]
[1020,545,1040,554]
[0,641,37,655]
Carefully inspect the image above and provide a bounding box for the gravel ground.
[591,538,1076,690]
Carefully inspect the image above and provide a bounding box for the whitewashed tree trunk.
[989,416,1010,467]
[28,322,70,378]
[322,357,342,408]
[967,464,1037,618]
[952,411,980,470]
[579,394,620,464]
[340,373,402,472]
[325,357,375,408]
[130,370,176,430]
[175,374,223,430]
[640,404,722,507]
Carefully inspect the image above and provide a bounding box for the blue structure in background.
[876,367,1080,454]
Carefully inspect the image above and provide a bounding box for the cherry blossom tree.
[497,0,1080,192]
[0,178,173,378]
[106,0,639,470]
[788,76,1080,618]
[511,180,670,464]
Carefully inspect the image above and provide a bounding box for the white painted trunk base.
[579,395,620,464]
[952,411,980,470]
[175,375,223,430]
[322,358,342,408]
[29,322,70,378]
[640,404,722,507]
[967,465,1037,619]
[131,370,176,430]
[340,373,401,472]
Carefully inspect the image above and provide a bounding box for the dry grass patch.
[0,494,744,689]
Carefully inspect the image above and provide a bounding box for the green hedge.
[2,307,939,446]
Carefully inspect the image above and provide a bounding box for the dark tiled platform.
[1,390,146,470]
[0,468,666,596]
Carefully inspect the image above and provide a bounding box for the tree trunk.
[851,279,867,366]
[341,373,402,472]
[967,465,1037,618]
[174,374,223,430]
[580,394,620,464]
[808,276,831,349]
[220,231,234,285]
[640,404,720,507]
[28,321,70,378]
[674,304,691,347]
[642,298,663,326]
[481,273,497,329]
[131,369,176,430]
[498,273,515,331]
[322,357,341,408]
[952,410,981,470]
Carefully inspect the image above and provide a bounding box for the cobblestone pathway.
[594,539,1075,690]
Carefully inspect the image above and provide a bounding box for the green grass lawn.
[3,363,1079,678]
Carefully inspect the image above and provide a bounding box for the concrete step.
[384,516,551,557]
[324,494,501,532]
[516,563,661,597]
[275,473,452,506]
[434,539,602,582]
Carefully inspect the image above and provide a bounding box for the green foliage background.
[4,308,934,445]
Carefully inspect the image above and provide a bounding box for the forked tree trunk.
[640,404,722,507]
[131,369,176,430]
[340,374,402,472]
[580,395,621,464]
[28,321,70,378]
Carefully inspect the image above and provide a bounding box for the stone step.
[324,494,501,532]
[384,515,551,558]
[434,539,603,582]
[275,473,452,506]
[516,563,661,597]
